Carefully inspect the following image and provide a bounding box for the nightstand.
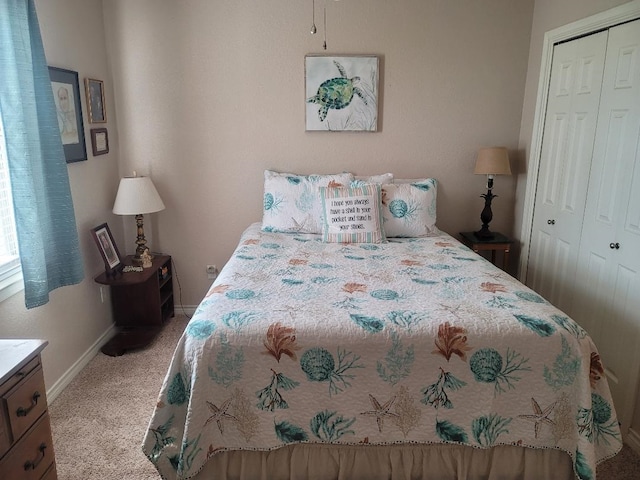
[459,231,514,271]
[95,254,174,356]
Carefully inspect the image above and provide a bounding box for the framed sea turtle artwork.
[305,55,379,132]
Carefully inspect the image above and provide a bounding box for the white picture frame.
[305,55,379,132]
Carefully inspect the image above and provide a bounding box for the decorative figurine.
[141,249,152,269]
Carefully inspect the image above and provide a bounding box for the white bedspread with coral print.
[143,223,621,480]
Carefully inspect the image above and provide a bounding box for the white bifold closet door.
[526,31,607,316]
[527,19,640,434]
[571,19,640,434]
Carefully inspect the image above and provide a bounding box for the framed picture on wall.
[85,77,106,123]
[91,223,122,277]
[48,66,87,163]
[90,128,109,156]
[305,55,379,132]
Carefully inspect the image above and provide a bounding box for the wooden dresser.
[0,340,56,479]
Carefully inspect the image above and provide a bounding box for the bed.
[143,172,622,480]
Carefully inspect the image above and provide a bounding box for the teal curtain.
[0,0,84,308]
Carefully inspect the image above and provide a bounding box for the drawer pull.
[16,391,41,417]
[23,442,47,471]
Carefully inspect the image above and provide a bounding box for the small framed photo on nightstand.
[91,223,122,277]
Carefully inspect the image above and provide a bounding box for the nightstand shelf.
[459,231,514,271]
[95,254,174,356]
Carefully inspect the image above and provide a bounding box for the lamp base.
[475,227,495,240]
[476,189,497,240]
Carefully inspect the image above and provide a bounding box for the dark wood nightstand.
[95,255,174,356]
[459,231,514,271]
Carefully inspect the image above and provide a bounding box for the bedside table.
[95,255,174,356]
[459,231,514,271]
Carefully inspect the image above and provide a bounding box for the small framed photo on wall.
[90,128,109,156]
[85,77,106,123]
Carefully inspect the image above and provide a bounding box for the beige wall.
[1,0,629,403]
[0,0,122,393]
[103,0,535,306]
[515,0,631,270]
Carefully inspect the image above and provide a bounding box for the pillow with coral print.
[381,179,438,237]
[350,173,394,187]
[262,170,354,234]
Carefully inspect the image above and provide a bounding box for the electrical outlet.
[206,264,218,280]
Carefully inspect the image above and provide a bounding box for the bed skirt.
[193,444,575,480]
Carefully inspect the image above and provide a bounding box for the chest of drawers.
[0,340,56,479]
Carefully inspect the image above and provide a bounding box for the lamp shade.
[112,176,165,215]
[474,147,512,175]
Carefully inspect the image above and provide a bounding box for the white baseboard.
[175,305,198,316]
[46,323,116,403]
[46,307,194,404]
[627,427,640,456]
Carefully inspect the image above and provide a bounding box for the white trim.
[176,305,198,316]
[46,323,116,403]
[0,269,22,303]
[518,0,640,282]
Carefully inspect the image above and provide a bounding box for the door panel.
[527,31,608,316]
[625,129,640,234]
[593,110,629,225]
[574,19,640,432]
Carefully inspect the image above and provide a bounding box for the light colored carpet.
[50,314,640,480]
[49,316,190,480]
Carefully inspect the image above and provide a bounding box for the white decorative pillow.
[381,179,438,237]
[262,170,354,233]
[351,173,394,187]
[320,183,386,243]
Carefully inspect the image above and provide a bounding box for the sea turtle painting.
[307,60,368,122]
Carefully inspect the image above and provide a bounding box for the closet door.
[526,32,608,315]
[572,19,640,431]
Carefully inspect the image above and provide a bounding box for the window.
[0,115,22,302]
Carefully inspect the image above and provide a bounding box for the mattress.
[143,223,622,480]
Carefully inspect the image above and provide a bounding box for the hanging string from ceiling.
[310,0,341,50]
[311,0,317,34]
[323,4,327,50]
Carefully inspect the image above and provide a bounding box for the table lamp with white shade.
[113,173,165,264]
